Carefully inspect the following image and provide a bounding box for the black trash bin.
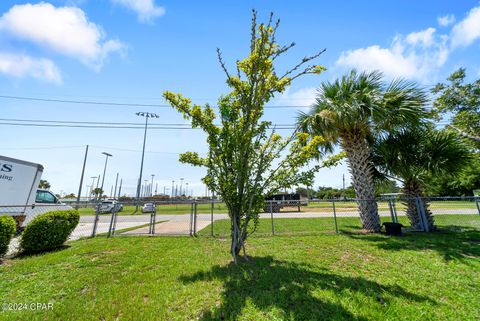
[382,222,403,236]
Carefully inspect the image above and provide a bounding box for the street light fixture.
[100,152,112,200]
[150,174,155,197]
[135,112,159,211]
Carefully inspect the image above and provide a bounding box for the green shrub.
[20,210,79,253]
[0,216,16,258]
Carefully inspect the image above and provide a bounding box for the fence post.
[270,201,275,236]
[152,206,157,235]
[193,201,198,236]
[91,202,100,237]
[415,197,430,232]
[189,202,194,236]
[210,197,214,237]
[392,199,399,223]
[332,199,339,234]
[387,199,396,223]
[107,205,117,237]
[111,207,118,236]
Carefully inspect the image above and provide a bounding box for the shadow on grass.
[344,226,480,262]
[12,244,71,259]
[180,256,434,320]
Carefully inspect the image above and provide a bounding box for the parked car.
[98,200,123,214]
[142,203,156,213]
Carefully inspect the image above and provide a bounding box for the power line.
[0,94,319,109]
[0,122,296,130]
[0,118,294,127]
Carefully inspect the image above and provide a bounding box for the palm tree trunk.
[341,134,381,232]
[402,179,435,230]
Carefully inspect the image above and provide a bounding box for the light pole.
[150,174,155,197]
[135,112,159,212]
[100,152,112,200]
[186,182,189,197]
[180,178,184,196]
[171,180,175,197]
[144,179,149,198]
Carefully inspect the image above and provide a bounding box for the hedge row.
[0,216,16,258]
[20,210,79,253]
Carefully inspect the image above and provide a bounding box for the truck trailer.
[0,155,70,230]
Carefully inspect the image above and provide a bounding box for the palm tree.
[372,127,471,230]
[297,70,428,232]
[38,179,51,190]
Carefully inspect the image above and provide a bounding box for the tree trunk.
[341,134,381,232]
[229,210,243,263]
[402,179,435,230]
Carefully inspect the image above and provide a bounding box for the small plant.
[0,216,16,258]
[20,210,79,253]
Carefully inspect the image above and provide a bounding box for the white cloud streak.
[450,6,480,48]
[0,53,61,83]
[437,14,455,27]
[0,2,125,70]
[111,0,165,22]
[335,4,480,81]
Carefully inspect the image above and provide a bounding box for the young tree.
[432,68,480,144]
[297,70,428,232]
[163,11,326,262]
[372,127,471,230]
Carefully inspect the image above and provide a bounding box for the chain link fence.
[200,196,480,237]
[3,196,479,256]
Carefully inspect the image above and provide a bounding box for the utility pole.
[100,152,112,200]
[117,179,123,199]
[76,145,89,208]
[135,112,159,212]
[150,174,155,197]
[113,173,119,200]
[95,174,101,200]
[86,185,91,199]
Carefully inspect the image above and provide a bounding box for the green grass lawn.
[77,200,479,216]
[77,203,229,216]
[1,222,479,320]
[202,214,480,237]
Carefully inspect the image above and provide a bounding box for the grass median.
[0,220,479,320]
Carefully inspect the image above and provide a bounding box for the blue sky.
[1,1,480,197]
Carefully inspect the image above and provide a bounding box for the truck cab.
[35,189,61,204]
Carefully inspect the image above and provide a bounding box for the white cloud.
[273,87,317,110]
[111,0,165,22]
[0,2,125,70]
[405,27,436,47]
[336,28,449,81]
[0,53,61,83]
[437,14,455,27]
[335,4,480,81]
[451,6,480,48]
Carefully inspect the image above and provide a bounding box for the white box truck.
[0,155,70,229]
